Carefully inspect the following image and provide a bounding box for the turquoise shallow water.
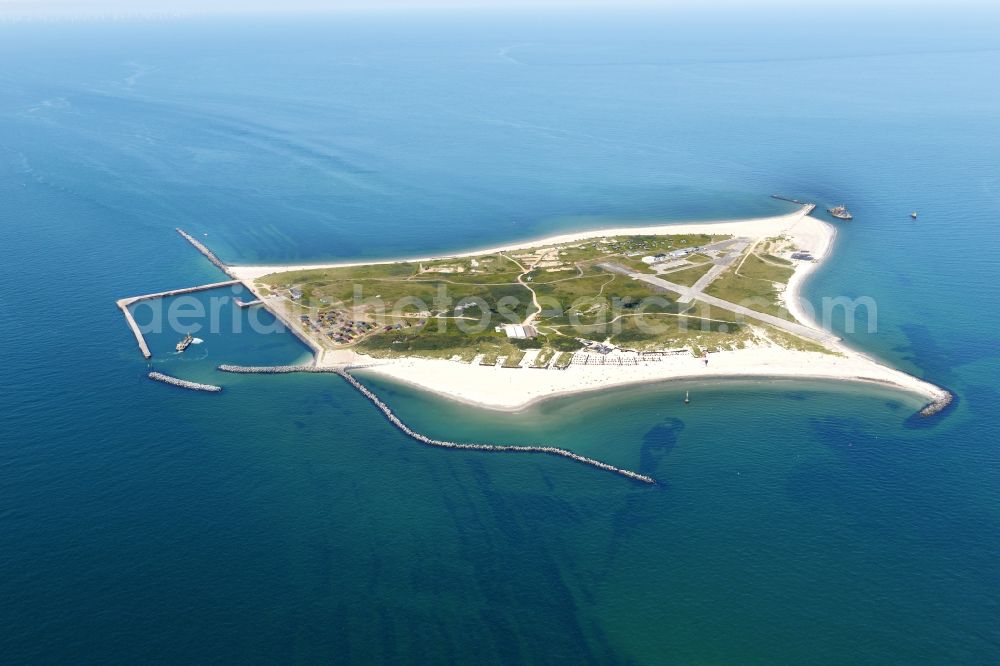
[1,8,1000,662]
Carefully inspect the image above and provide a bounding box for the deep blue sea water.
[2,8,1000,662]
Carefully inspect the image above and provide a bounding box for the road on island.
[597,262,839,345]
[502,250,545,327]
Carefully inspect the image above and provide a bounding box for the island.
[225,204,951,414]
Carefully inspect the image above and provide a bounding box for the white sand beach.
[228,206,812,282]
[352,346,945,411]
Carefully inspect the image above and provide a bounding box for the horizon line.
[3,1,999,22]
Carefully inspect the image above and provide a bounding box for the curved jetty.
[919,391,954,418]
[336,369,656,485]
[217,364,654,483]
[148,371,222,392]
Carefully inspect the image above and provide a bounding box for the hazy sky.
[0,0,980,19]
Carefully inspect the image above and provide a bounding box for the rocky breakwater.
[148,372,222,392]
[176,228,232,277]
[919,391,954,418]
[336,369,656,485]
[217,364,335,374]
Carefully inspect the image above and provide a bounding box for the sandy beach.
[352,346,945,412]
[228,206,812,282]
[230,205,950,411]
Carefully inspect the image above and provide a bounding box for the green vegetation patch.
[356,326,510,360]
[532,348,557,367]
[257,230,828,358]
[704,252,794,320]
[502,350,526,368]
[606,310,748,351]
[762,253,793,266]
[739,253,795,283]
[536,273,680,327]
[661,262,715,288]
[553,352,573,369]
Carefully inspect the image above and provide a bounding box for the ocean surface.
[1,8,1000,662]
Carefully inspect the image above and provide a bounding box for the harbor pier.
[118,300,152,359]
[118,280,242,308]
[117,227,321,362]
[235,298,262,308]
[116,279,243,359]
[177,228,325,362]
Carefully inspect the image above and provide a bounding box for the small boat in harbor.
[828,205,853,220]
[176,333,194,352]
[911,211,918,219]
[684,390,690,405]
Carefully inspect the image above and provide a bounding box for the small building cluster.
[299,309,427,346]
[641,247,701,265]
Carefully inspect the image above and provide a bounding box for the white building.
[502,324,538,339]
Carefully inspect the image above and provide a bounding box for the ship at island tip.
[827,205,853,220]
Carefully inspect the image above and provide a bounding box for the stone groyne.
[335,369,656,485]
[176,228,233,277]
[148,371,222,392]
[217,364,337,374]
[216,363,655,483]
[919,391,954,418]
